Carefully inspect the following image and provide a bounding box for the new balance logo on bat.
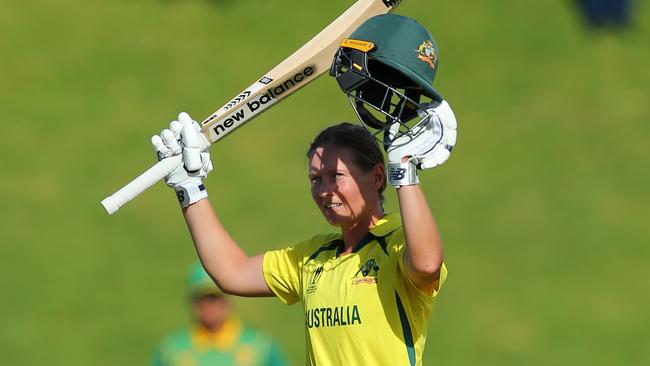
[209,66,316,139]
[265,66,314,98]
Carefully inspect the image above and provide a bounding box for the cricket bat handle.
[101,154,182,215]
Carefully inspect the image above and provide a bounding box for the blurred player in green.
[152,262,289,366]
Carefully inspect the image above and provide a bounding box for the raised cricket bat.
[101,0,401,214]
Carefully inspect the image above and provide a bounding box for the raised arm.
[396,185,444,292]
[183,200,272,297]
[153,112,273,297]
[384,100,457,292]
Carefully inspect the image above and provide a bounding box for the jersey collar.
[334,212,401,256]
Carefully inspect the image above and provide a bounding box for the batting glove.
[386,100,457,187]
[151,112,213,207]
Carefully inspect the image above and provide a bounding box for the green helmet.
[187,261,222,299]
[330,14,444,144]
[347,13,442,101]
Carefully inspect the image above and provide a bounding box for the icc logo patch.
[306,266,324,294]
[415,40,437,70]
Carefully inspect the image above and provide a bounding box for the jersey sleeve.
[389,230,449,298]
[263,246,302,305]
[398,251,448,298]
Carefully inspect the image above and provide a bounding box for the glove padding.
[151,112,213,207]
[386,100,457,170]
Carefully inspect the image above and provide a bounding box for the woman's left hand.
[387,99,458,170]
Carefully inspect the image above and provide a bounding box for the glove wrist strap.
[387,161,419,187]
[175,183,208,208]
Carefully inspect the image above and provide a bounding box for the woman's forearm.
[182,199,272,296]
[396,185,444,288]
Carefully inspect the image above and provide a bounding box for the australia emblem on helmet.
[415,40,437,70]
[415,41,437,69]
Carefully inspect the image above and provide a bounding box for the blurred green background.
[1,0,649,364]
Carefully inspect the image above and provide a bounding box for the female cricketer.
[151,14,458,366]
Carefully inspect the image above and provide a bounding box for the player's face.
[192,294,230,331]
[309,145,383,229]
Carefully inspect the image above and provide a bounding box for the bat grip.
[101,154,182,215]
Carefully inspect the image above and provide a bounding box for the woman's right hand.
[151,112,213,207]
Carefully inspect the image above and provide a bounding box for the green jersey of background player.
[151,14,458,366]
[152,262,288,366]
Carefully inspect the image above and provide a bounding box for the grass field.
[1,0,649,364]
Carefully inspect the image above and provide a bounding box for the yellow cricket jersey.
[262,212,448,366]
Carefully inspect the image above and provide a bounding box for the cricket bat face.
[202,66,317,142]
[200,0,402,143]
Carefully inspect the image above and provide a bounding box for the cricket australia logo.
[415,40,437,70]
[306,266,324,294]
[352,258,379,285]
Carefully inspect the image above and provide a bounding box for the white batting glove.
[386,100,457,187]
[151,112,213,207]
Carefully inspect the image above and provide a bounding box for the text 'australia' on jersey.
[263,213,448,366]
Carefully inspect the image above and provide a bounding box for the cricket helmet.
[187,261,223,299]
[330,14,444,148]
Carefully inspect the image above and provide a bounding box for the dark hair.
[307,122,386,203]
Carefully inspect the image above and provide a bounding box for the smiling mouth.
[324,203,342,209]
